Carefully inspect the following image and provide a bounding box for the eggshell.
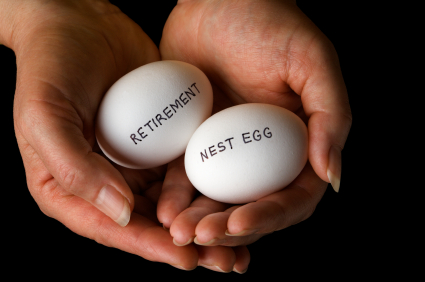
[96,60,213,169]
[184,103,308,204]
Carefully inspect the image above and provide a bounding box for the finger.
[195,245,236,273]
[226,162,327,235]
[194,206,264,247]
[233,246,250,274]
[19,140,199,271]
[195,245,250,273]
[52,193,198,270]
[169,196,229,246]
[157,155,198,228]
[288,34,352,192]
[15,81,134,227]
[195,210,233,245]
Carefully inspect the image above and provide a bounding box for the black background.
[1,0,392,280]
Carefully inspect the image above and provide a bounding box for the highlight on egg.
[96,60,213,169]
[184,103,308,204]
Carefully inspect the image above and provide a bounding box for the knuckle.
[57,163,82,195]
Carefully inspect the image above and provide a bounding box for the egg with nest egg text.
[184,103,308,204]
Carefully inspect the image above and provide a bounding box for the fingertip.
[173,236,195,247]
[327,145,341,192]
[170,264,197,271]
[233,246,250,274]
[307,112,351,186]
[156,199,179,228]
[116,196,131,226]
[196,245,236,273]
[168,244,199,271]
[193,236,217,246]
[225,229,258,237]
[226,202,264,235]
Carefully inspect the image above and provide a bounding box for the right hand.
[157,0,351,251]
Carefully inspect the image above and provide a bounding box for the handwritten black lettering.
[156,114,167,125]
[170,99,183,113]
[130,134,142,144]
[144,121,154,131]
[242,132,252,143]
[163,107,173,118]
[253,130,261,141]
[209,145,217,157]
[225,137,234,149]
[218,142,226,152]
[179,93,189,105]
[200,149,208,162]
[137,127,148,139]
[264,127,272,138]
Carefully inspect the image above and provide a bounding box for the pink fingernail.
[193,236,216,246]
[225,229,259,236]
[327,146,342,192]
[171,264,196,271]
[173,237,194,246]
[199,264,230,273]
[94,185,131,227]
[233,266,248,274]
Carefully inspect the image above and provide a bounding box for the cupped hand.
[158,0,352,248]
[6,0,249,272]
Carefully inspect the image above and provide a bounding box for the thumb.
[15,80,134,227]
[293,38,352,192]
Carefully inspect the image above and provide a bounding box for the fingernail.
[193,236,216,246]
[199,264,229,273]
[327,146,342,192]
[225,229,258,236]
[233,267,248,274]
[173,236,195,246]
[95,185,131,227]
[171,264,196,271]
[163,224,169,232]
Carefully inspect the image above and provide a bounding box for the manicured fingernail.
[199,265,229,273]
[327,146,342,192]
[173,236,194,246]
[194,236,216,246]
[171,264,196,271]
[233,267,248,274]
[225,229,258,236]
[95,185,131,227]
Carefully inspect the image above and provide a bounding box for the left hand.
[157,0,352,248]
[6,0,250,272]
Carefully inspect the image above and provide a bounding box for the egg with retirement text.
[96,60,213,169]
[184,103,308,204]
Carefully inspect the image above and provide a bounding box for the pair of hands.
[3,0,351,273]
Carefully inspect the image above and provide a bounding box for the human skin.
[1,0,351,274]
[157,0,352,247]
[1,0,250,272]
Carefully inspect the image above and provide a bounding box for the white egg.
[184,103,308,204]
[96,60,213,169]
